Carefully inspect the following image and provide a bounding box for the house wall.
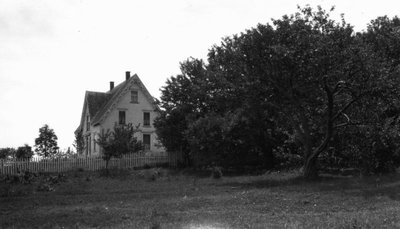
[82,105,90,136]
[101,83,165,155]
[89,126,101,157]
[82,105,92,157]
[81,105,102,158]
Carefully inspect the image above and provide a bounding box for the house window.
[143,112,150,127]
[143,134,151,151]
[131,90,138,103]
[86,115,90,131]
[119,111,126,125]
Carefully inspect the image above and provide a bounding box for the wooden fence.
[0,152,179,175]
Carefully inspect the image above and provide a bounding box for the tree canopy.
[155,6,400,178]
[34,124,59,158]
[16,144,34,160]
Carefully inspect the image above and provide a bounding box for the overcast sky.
[1,0,399,150]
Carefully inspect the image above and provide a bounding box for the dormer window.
[131,90,138,103]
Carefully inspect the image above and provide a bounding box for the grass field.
[1,168,400,229]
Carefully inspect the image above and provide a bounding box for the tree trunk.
[105,159,110,176]
[264,149,274,170]
[259,130,274,170]
[303,154,319,179]
[302,78,335,180]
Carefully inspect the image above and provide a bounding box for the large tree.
[34,124,59,158]
[206,6,400,178]
[155,59,211,166]
[156,6,400,178]
[156,58,282,168]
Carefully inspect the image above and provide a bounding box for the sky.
[1,0,399,150]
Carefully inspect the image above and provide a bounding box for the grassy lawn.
[1,168,400,229]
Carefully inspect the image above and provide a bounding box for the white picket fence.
[0,153,179,175]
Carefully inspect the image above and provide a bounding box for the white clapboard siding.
[0,153,175,175]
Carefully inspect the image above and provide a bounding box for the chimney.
[125,71,131,81]
[110,81,114,90]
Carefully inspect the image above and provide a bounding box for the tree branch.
[306,77,335,160]
[334,122,364,128]
[331,96,362,122]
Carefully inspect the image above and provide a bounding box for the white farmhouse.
[75,71,165,157]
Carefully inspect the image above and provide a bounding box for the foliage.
[315,15,400,175]
[273,138,303,170]
[96,123,143,170]
[154,58,208,166]
[73,130,85,155]
[34,124,59,158]
[363,16,400,66]
[156,6,400,178]
[0,148,16,160]
[211,166,223,179]
[53,148,78,159]
[210,6,377,178]
[155,56,282,169]
[15,144,33,160]
[184,110,282,168]
[322,116,400,175]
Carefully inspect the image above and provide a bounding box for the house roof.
[75,74,159,133]
[86,92,112,118]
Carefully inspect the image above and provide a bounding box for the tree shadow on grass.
[218,172,400,201]
[175,167,277,178]
[218,173,308,189]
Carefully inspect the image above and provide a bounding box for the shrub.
[96,123,143,172]
[16,144,33,160]
[273,143,303,170]
[0,147,15,160]
[321,119,400,175]
[211,166,223,179]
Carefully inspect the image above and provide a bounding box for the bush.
[16,144,33,160]
[0,147,15,159]
[321,121,400,175]
[211,166,223,179]
[359,144,400,175]
[273,137,303,170]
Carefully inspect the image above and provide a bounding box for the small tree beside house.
[96,123,143,173]
[34,124,59,158]
[73,130,85,155]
